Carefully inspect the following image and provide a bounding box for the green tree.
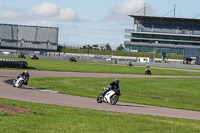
[105,43,112,51]
[116,44,124,51]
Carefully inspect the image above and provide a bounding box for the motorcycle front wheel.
[97,93,103,103]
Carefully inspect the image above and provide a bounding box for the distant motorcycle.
[127,61,133,66]
[97,87,121,105]
[18,54,26,59]
[31,55,39,60]
[69,57,77,62]
[145,68,151,75]
[13,76,25,88]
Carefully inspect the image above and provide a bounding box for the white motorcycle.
[13,76,25,88]
[97,87,121,105]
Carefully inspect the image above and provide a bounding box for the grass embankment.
[1,57,200,76]
[62,48,184,59]
[28,77,200,111]
[0,98,200,133]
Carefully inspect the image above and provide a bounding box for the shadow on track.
[115,103,149,108]
[0,76,10,78]
[4,79,14,85]
[4,79,57,93]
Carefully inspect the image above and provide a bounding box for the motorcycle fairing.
[104,90,115,103]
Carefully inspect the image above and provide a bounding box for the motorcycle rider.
[32,54,38,60]
[127,60,133,66]
[17,70,30,85]
[18,52,25,58]
[145,64,151,75]
[145,64,150,70]
[102,78,121,96]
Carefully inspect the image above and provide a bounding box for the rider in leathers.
[103,78,121,96]
[18,70,30,85]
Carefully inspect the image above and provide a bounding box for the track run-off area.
[1,69,200,120]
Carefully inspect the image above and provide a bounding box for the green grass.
[1,57,200,76]
[62,48,184,59]
[1,56,200,132]
[25,60,200,76]
[28,77,200,111]
[0,98,200,133]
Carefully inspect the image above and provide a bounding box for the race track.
[1,69,200,120]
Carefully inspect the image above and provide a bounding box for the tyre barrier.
[0,59,28,68]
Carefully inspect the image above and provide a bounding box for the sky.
[1,0,200,49]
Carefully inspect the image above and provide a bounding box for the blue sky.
[1,0,200,49]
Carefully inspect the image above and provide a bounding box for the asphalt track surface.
[1,69,200,120]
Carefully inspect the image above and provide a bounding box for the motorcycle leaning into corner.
[13,75,25,88]
[13,71,29,88]
[97,86,121,105]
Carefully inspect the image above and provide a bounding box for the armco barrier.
[0,59,28,68]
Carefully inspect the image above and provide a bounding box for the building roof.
[129,15,200,26]
[0,23,59,29]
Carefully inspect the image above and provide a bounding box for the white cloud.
[0,4,24,21]
[56,8,79,21]
[116,0,145,15]
[1,10,22,18]
[29,3,60,17]
[102,0,155,25]
[0,2,81,23]
[29,3,81,22]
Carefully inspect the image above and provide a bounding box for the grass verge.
[28,77,200,111]
[1,57,200,76]
[0,98,200,133]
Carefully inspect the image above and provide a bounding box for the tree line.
[82,43,124,51]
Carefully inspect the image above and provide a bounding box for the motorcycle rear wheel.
[110,94,119,105]
[18,80,24,88]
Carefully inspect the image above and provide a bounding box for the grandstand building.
[0,23,59,51]
[124,15,200,55]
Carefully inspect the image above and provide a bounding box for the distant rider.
[33,54,37,59]
[145,64,151,75]
[145,65,150,70]
[102,78,121,96]
[70,56,76,62]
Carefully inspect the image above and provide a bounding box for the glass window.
[153,35,162,39]
[162,35,172,39]
[173,36,182,40]
[142,34,152,38]
[193,37,200,41]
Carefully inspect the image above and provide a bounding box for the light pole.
[47,41,50,56]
